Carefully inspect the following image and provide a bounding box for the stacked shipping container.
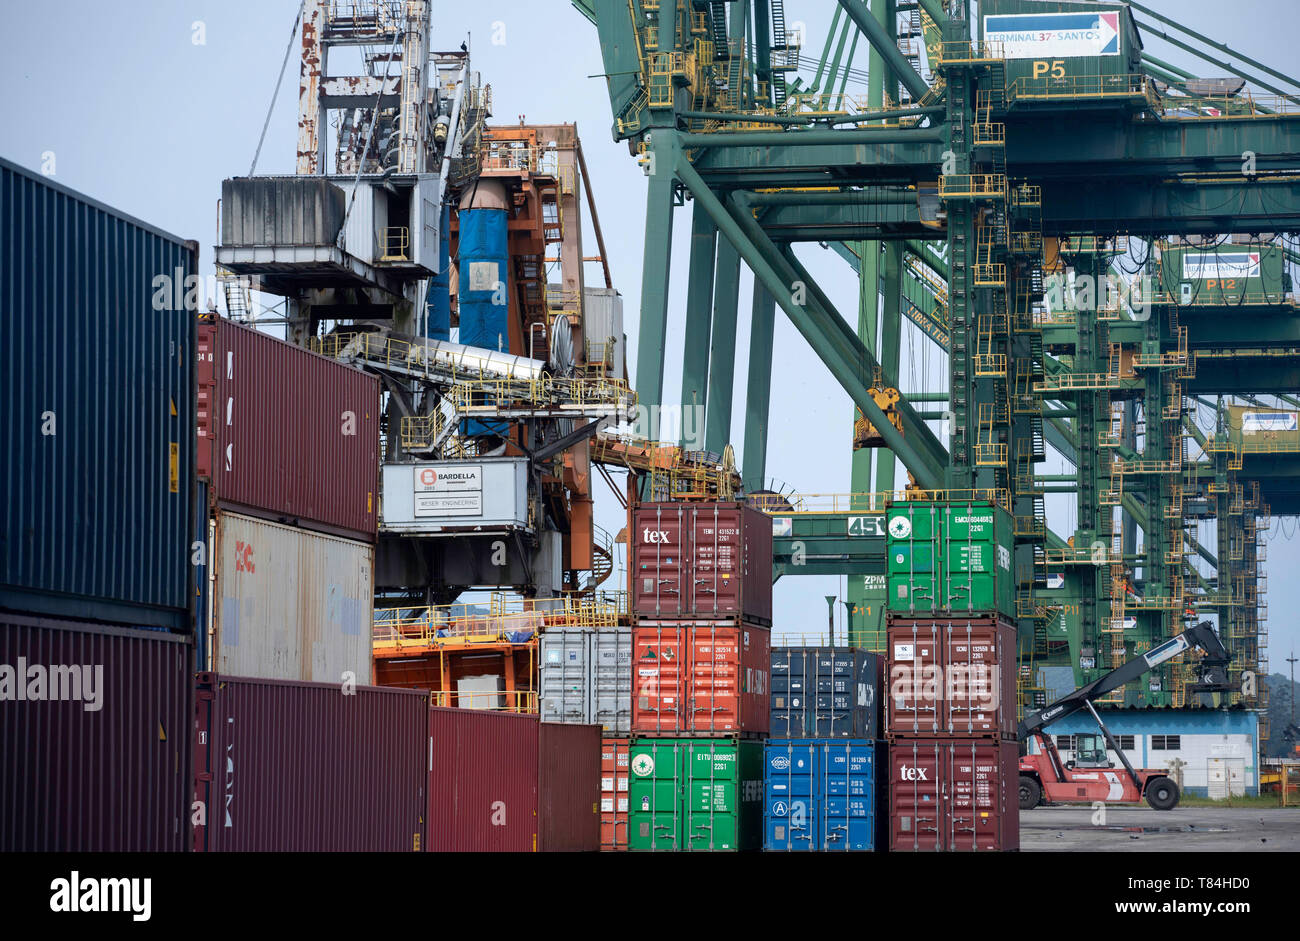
[765,647,885,851]
[627,502,773,851]
[0,161,199,851]
[884,500,1020,852]
[195,314,380,684]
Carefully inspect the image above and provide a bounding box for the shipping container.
[889,738,1020,852]
[981,0,1142,95]
[1,158,196,631]
[631,501,774,624]
[538,722,601,852]
[770,647,882,738]
[632,620,770,735]
[381,458,531,533]
[628,736,764,851]
[197,314,379,542]
[1160,242,1288,305]
[193,673,426,851]
[427,706,538,851]
[764,739,883,852]
[886,616,1018,739]
[0,614,193,851]
[601,736,630,851]
[887,501,1015,618]
[206,510,374,684]
[540,626,631,732]
[583,286,626,379]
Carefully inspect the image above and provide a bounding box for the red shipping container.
[193,673,428,851]
[0,614,193,852]
[631,502,773,624]
[889,738,1020,852]
[600,737,630,851]
[197,315,379,543]
[428,706,538,851]
[632,620,771,735]
[539,722,601,851]
[885,615,1017,739]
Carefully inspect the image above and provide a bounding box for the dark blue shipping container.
[770,647,881,738]
[764,739,883,852]
[0,158,196,631]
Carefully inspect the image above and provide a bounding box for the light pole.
[1288,652,1298,729]
[824,595,837,647]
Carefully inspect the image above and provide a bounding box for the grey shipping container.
[220,176,347,250]
[1,157,196,631]
[540,626,632,733]
[0,613,193,851]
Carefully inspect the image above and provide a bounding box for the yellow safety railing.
[934,40,1004,65]
[443,376,634,414]
[1007,73,1157,106]
[373,594,620,654]
[480,143,559,177]
[379,226,409,262]
[939,174,1007,199]
[755,487,1011,515]
[431,689,539,712]
[1157,92,1300,120]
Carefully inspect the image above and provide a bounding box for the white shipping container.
[539,626,632,733]
[582,287,625,380]
[380,458,530,532]
[208,511,374,683]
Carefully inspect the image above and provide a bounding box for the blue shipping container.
[764,739,882,852]
[0,158,196,631]
[770,647,881,738]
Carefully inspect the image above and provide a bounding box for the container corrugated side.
[193,673,427,851]
[1,158,196,631]
[207,510,373,683]
[770,647,881,738]
[0,614,193,851]
[197,315,378,543]
[427,707,538,851]
[538,722,601,851]
[764,739,882,852]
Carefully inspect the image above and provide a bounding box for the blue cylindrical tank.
[457,180,510,353]
[425,202,451,340]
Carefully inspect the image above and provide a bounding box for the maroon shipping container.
[193,673,427,851]
[889,738,1020,852]
[0,614,193,851]
[539,722,601,851]
[428,707,538,851]
[632,620,771,735]
[631,502,773,624]
[885,615,1018,739]
[197,315,379,542]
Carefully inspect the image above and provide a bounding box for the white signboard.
[984,11,1121,59]
[1242,411,1297,434]
[1182,252,1260,280]
[415,464,483,517]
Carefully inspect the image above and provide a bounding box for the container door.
[690,504,742,616]
[632,624,684,733]
[890,739,943,852]
[947,741,1009,852]
[633,504,689,616]
[628,740,682,851]
[887,622,941,735]
[687,623,742,733]
[600,738,630,851]
[944,620,1007,736]
[822,742,875,851]
[769,648,804,737]
[684,740,743,851]
[540,629,590,724]
[593,626,632,733]
[764,743,818,851]
[887,504,940,612]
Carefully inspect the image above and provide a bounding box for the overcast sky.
[2,0,1295,670]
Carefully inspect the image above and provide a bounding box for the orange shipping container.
[631,620,770,735]
[600,737,630,851]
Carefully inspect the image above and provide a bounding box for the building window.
[1055,734,1074,750]
[1117,735,1135,750]
[1151,735,1181,750]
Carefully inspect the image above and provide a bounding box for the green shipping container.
[887,502,1016,618]
[628,737,764,852]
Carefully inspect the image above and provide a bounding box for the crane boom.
[1018,621,1231,741]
